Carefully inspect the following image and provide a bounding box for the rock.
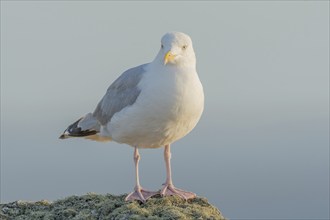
[0,193,226,219]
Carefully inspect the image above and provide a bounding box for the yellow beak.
[164,51,176,65]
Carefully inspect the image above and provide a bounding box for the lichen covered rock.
[0,193,226,219]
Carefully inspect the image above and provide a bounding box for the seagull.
[60,32,204,203]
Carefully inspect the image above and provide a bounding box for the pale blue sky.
[1,1,329,219]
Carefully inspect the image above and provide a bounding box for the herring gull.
[60,32,204,202]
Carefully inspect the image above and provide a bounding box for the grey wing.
[93,63,148,125]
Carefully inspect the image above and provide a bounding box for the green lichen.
[0,193,226,220]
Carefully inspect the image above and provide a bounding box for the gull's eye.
[182,45,187,50]
[161,44,164,49]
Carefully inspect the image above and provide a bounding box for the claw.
[160,183,196,200]
[125,187,159,203]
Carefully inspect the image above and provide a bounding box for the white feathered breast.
[108,64,204,148]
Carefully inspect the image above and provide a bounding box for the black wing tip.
[58,130,97,140]
[69,130,98,137]
[59,134,66,139]
[60,117,98,140]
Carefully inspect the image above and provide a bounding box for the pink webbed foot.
[160,183,196,200]
[125,186,159,203]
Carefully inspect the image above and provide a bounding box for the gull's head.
[158,32,196,67]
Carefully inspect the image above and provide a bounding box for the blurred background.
[1,1,329,219]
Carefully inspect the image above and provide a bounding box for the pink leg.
[125,146,158,203]
[160,144,196,200]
